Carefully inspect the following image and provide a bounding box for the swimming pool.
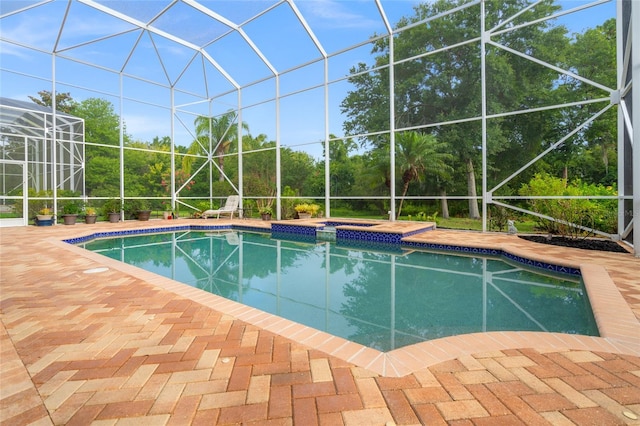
[77,229,598,351]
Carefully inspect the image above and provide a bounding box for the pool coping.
[52,221,640,377]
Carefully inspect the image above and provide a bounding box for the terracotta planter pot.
[137,210,151,221]
[62,214,78,225]
[108,212,120,223]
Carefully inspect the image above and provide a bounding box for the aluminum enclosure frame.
[0,0,636,256]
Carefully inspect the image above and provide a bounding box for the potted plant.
[294,203,320,219]
[103,198,121,223]
[122,199,151,221]
[256,197,274,221]
[36,206,53,221]
[84,206,98,224]
[259,207,273,221]
[61,201,81,225]
[35,207,54,226]
[136,200,151,221]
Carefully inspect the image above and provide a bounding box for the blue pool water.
[79,230,598,351]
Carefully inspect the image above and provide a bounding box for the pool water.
[80,230,598,352]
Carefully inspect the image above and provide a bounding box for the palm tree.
[395,131,452,218]
[183,110,249,182]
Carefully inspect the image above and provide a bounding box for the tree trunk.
[397,181,411,218]
[440,189,449,219]
[466,158,480,219]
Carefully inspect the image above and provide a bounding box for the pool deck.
[1,218,639,425]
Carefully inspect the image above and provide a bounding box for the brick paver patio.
[1,219,639,425]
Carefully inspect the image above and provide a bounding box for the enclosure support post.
[238,90,243,215]
[480,2,488,232]
[275,75,282,221]
[170,88,176,213]
[51,53,58,219]
[386,11,396,221]
[119,73,125,221]
[632,0,639,257]
[324,58,331,219]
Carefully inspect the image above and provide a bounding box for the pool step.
[271,219,436,245]
[335,222,436,244]
[316,226,336,242]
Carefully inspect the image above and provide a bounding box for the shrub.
[102,198,122,216]
[294,203,320,216]
[406,211,438,223]
[62,201,81,215]
[519,173,617,237]
[489,205,509,232]
[280,186,298,219]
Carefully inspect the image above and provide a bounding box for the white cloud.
[298,0,380,29]
[1,3,135,56]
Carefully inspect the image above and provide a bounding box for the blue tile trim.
[325,221,373,228]
[402,240,581,277]
[336,228,403,244]
[501,251,581,276]
[402,240,501,256]
[63,224,233,245]
[189,225,231,232]
[333,224,433,245]
[232,224,270,233]
[271,223,317,236]
[64,224,581,277]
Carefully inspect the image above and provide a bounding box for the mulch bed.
[519,235,629,253]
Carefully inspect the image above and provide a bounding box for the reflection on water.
[81,230,598,352]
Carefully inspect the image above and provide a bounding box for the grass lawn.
[436,217,538,233]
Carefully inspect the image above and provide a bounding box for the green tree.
[72,98,124,146]
[281,150,316,196]
[327,137,357,197]
[341,0,570,219]
[184,110,248,182]
[242,134,317,207]
[242,134,277,205]
[71,97,129,196]
[395,131,452,217]
[28,90,76,113]
[561,18,617,184]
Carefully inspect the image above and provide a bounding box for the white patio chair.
[201,195,240,219]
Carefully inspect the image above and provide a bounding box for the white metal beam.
[631,1,639,256]
[79,0,240,89]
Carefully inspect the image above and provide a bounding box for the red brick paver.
[1,220,639,425]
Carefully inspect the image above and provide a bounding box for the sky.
[0,0,616,158]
